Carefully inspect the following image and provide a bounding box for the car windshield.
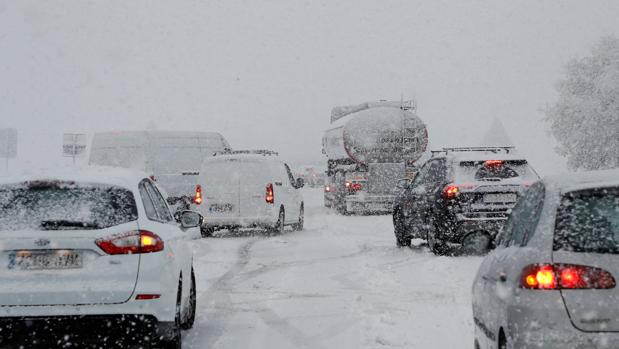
[0,182,138,231]
[554,187,619,254]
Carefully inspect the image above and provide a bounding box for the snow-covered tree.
[546,36,619,170]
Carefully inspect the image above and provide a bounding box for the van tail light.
[96,230,164,255]
[266,183,274,204]
[194,185,203,205]
[520,264,616,290]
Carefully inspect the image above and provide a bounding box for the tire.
[181,269,197,330]
[427,220,448,256]
[200,227,214,238]
[269,208,285,235]
[160,284,182,349]
[499,330,507,349]
[474,339,481,349]
[293,205,304,231]
[393,208,411,247]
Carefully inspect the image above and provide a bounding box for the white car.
[472,169,619,349]
[0,168,202,348]
[193,150,305,236]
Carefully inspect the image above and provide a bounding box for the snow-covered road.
[184,188,483,349]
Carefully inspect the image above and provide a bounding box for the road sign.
[0,128,17,159]
[63,133,87,165]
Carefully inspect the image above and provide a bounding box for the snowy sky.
[1,0,619,174]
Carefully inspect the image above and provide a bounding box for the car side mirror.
[296,178,305,189]
[178,210,203,229]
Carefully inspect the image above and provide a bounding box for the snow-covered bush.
[546,36,619,170]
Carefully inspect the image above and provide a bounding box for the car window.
[554,186,619,254]
[426,159,446,186]
[146,182,174,222]
[410,162,431,187]
[139,180,159,221]
[0,182,138,231]
[508,181,545,246]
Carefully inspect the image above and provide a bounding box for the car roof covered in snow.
[0,166,150,190]
[543,169,619,193]
[431,148,526,163]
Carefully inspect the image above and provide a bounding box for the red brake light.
[348,182,363,192]
[484,160,504,167]
[324,185,332,193]
[96,230,164,255]
[194,185,203,205]
[136,294,161,300]
[266,183,274,204]
[520,264,616,290]
[443,185,460,200]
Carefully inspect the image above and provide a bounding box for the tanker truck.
[322,100,428,214]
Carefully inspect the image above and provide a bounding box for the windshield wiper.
[40,220,100,230]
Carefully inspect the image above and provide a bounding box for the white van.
[89,131,231,207]
[193,150,304,236]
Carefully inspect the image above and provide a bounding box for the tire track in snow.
[186,238,257,348]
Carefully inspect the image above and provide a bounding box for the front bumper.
[0,314,175,346]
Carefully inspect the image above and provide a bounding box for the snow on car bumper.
[204,216,276,229]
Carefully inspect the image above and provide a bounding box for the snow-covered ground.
[184,188,483,348]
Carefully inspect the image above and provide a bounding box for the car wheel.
[160,284,182,349]
[498,330,507,349]
[181,269,197,330]
[293,205,304,231]
[200,227,214,238]
[393,208,411,247]
[461,231,491,255]
[427,222,448,256]
[269,208,285,235]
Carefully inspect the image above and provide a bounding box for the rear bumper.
[0,314,175,346]
[345,195,395,213]
[204,216,276,230]
[433,213,506,244]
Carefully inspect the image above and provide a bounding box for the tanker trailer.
[322,100,428,214]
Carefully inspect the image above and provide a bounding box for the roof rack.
[431,146,515,157]
[213,149,279,157]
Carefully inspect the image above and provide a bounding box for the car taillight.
[325,185,332,192]
[194,185,203,205]
[520,264,616,290]
[443,185,460,200]
[347,182,363,192]
[96,230,164,255]
[484,160,504,168]
[266,183,274,204]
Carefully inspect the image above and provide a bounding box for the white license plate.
[7,250,83,270]
[483,193,517,203]
[209,203,234,213]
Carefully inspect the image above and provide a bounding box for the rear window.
[456,160,538,182]
[554,187,619,254]
[0,182,138,231]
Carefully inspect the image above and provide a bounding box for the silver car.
[472,169,619,349]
